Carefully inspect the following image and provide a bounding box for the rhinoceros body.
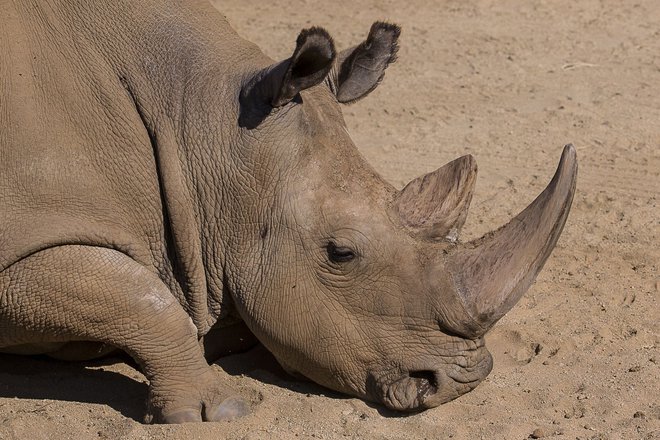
[0,0,577,423]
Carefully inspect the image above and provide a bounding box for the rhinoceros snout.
[369,344,493,412]
[419,348,493,409]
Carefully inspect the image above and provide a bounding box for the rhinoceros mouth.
[381,370,441,411]
[374,368,483,411]
[367,345,493,411]
[409,370,440,398]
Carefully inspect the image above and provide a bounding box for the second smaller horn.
[395,155,478,242]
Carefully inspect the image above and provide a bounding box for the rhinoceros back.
[0,3,164,272]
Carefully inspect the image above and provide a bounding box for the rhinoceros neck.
[40,0,273,332]
[109,2,272,330]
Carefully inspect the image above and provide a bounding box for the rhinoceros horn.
[400,145,577,333]
[395,154,478,242]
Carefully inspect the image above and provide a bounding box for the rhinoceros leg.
[0,245,249,423]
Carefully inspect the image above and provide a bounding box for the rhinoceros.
[0,0,577,424]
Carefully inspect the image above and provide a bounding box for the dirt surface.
[1,0,658,439]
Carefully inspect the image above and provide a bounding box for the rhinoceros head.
[227,23,577,411]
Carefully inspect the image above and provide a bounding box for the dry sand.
[1,0,658,439]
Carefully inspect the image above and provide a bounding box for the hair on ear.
[239,27,337,128]
[333,21,401,104]
[271,26,336,107]
[365,21,400,64]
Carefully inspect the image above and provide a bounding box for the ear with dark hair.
[243,27,336,110]
[329,22,400,104]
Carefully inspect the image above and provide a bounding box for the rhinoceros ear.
[329,22,400,104]
[250,27,336,108]
[272,27,336,107]
[395,155,478,242]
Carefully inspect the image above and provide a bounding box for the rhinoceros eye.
[326,241,356,263]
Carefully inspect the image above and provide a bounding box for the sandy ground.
[1,0,658,439]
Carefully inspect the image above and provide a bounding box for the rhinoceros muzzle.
[368,342,493,411]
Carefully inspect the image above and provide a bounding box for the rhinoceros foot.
[146,368,250,423]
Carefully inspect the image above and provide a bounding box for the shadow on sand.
[0,352,147,421]
[1,342,412,420]
[0,343,371,422]
[214,344,414,418]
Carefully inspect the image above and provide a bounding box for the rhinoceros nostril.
[409,370,438,398]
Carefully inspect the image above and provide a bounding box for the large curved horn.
[395,155,478,242]
[447,145,577,330]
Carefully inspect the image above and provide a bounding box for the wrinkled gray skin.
[0,0,577,423]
